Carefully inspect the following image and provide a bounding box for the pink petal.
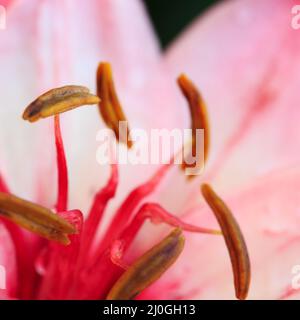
[165,0,300,192]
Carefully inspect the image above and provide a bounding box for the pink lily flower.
[0,0,298,300]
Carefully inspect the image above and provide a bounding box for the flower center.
[0,61,250,300]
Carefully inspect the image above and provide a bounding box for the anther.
[0,192,76,245]
[201,184,250,300]
[178,74,209,175]
[97,62,133,148]
[107,228,185,300]
[22,85,100,122]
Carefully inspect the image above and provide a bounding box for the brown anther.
[107,228,185,300]
[22,85,100,122]
[0,192,76,245]
[97,62,133,148]
[201,184,251,300]
[177,74,209,175]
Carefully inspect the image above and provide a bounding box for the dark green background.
[144,0,220,48]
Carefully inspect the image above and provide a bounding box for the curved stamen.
[109,202,221,271]
[117,202,221,251]
[97,62,132,148]
[107,228,185,300]
[178,74,209,175]
[22,85,100,122]
[201,183,251,300]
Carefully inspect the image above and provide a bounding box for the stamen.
[97,62,132,148]
[201,184,251,300]
[177,74,209,173]
[119,202,221,250]
[22,85,100,122]
[106,228,185,300]
[88,200,219,295]
[0,192,76,245]
[37,209,83,299]
[109,202,220,269]
[54,115,68,212]
[95,162,173,256]
[80,162,118,259]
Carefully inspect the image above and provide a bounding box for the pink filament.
[54,115,68,212]
[79,163,118,262]
[0,174,9,193]
[97,162,173,255]
[110,202,219,267]
[37,209,83,299]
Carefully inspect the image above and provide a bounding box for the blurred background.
[144,0,220,48]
